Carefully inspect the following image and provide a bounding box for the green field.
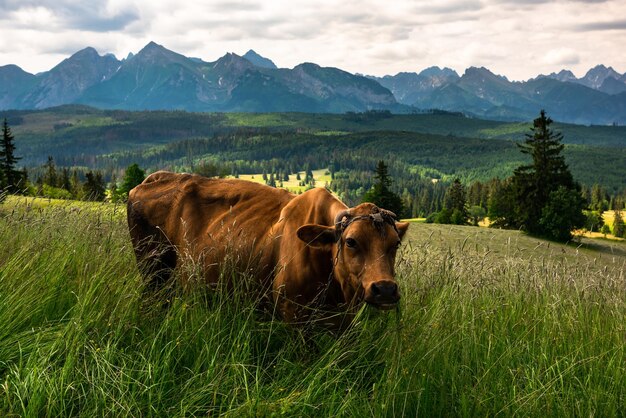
[237,169,332,193]
[1,197,625,416]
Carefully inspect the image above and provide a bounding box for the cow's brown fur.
[128,171,408,328]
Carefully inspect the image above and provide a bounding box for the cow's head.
[297,203,409,310]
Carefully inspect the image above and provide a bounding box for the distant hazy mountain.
[2,42,396,113]
[598,76,626,95]
[578,65,622,90]
[544,70,578,83]
[403,65,626,124]
[368,67,459,105]
[242,50,277,69]
[0,65,37,108]
[20,47,120,109]
[1,42,626,123]
[78,42,228,111]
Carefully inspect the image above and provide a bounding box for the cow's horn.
[334,210,352,228]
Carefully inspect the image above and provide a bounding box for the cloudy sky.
[0,0,624,81]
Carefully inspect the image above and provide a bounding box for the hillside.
[0,197,624,416]
[2,107,625,195]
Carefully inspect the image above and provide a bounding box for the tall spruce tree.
[43,156,58,187]
[509,110,585,240]
[83,171,106,201]
[362,160,404,217]
[0,118,22,193]
[443,178,468,224]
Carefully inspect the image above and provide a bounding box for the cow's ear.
[396,222,409,240]
[297,224,337,248]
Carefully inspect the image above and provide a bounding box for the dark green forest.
[2,106,625,219]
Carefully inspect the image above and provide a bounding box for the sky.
[0,0,625,81]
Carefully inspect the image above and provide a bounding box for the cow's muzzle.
[364,280,400,310]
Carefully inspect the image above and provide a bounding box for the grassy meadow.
[1,197,625,416]
[236,169,332,193]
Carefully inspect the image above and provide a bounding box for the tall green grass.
[1,200,625,416]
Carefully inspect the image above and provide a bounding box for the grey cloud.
[47,42,101,56]
[575,19,626,30]
[490,0,549,4]
[2,0,140,32]
[342,13,371,24]
[67,9,140,32]
[208,0,263,12]
[414,0,484,14]
[491,0,608,4]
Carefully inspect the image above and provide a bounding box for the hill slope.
[0,199,624,416]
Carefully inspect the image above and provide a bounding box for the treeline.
[55,127,626,194]
[9,156,146,203]
[45,129,626,222]
[416,111,626,241]
[3,113,626,240]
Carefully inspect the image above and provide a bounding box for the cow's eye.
[345,238,357,248]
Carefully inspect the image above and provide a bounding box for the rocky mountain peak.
[580,64,622,89]
[242,50,277,69]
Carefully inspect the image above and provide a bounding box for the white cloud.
[0,0,624,80]
[544,48,581,66]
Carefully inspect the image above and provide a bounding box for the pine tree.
[83,171,106,201]
[267,172,276,187]
[0,118,23,193]
[443,178,468,224]
[362,160,404,216]
[43,156,58,187]
[508,110,585,240]
[59,168,72,193]
[70,170,82,199]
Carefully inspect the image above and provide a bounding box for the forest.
[2,106,625,222]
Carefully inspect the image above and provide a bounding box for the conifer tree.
[506,110,585,240]
[362,160,404,216]
[43,156,58,187]
[59,168,72,193]
[70,170,82,199]
[443,178,468,224]
[0,118,22,193]
[83,171,106,201]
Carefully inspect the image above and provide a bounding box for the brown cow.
[127,171,409,328]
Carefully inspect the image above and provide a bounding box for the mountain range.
[1,41,626,124]
[369,64,626,125]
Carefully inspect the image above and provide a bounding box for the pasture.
[236,169,333,193]
[0,197,625,416]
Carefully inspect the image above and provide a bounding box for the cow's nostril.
[371,282,381,295]
[389,282,398,295]
[370,281,398,298]
[384,282,398,297]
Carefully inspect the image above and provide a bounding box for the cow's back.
[127,171,294,285]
